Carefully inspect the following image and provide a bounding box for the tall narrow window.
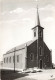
[7,57,8,63]
[17,55,19,62]
[4,58,5,63]
[34,31,36,37]
[39,47,42,55]
[9,57,11,63]
[39,30,42,37]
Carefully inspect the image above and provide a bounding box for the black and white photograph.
[0,0,55,80]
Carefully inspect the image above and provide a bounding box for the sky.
[0,0,55,64]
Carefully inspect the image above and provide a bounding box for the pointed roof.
[32,5,44,29]
[36,5,40,26]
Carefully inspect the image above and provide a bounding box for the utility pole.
[14,47,16,72]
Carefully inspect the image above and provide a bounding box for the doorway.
[40,60,42,69]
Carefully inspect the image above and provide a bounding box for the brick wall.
[27,40,37,68]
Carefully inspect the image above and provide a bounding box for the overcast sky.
[0,0,55,64]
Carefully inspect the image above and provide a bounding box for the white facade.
[3,47,27,71]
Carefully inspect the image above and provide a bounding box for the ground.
[0,69,55,80]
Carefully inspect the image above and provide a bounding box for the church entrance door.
[40,60,42,69]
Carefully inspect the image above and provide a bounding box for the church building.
[3,7,52,71]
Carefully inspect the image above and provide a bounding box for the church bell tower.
[32,6,44,68]
[32,6,44,41]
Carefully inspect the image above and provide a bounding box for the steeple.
[32,5,44,40]
[36,5,40,26]
[32,5,41,30]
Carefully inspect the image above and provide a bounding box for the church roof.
[4,39,50,55]
[32,25,44,30]
[4,39,37,55]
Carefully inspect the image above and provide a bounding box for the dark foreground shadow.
[1,69,28,80]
